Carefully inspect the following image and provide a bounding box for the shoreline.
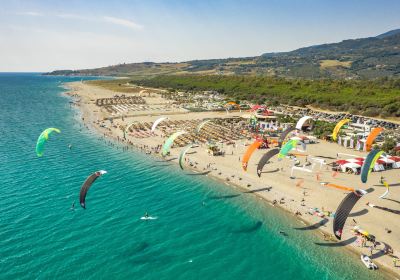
[63,81,400,279]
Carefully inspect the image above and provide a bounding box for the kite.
[161,131,186,157]
[256,148,279,177]
[367,202,400,215]
[278,126,295,147]
[333,189,368,240]
[278,139,298,160]
[295,116,313,130]
[179,144,193,170]
[332,119,350,141]
[125,121,139,134]
[365,127,384,152]
[290,166,312,178]
[379,180,389,199]
[196,120,211,134]
[79,170,107,209]
[320,182,355,192]
[361,149,384,183]
[242,140,263,171]
[36,128,61,157]
[151,117,168,132]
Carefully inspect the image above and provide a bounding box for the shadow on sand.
[370,242,389,260]
[383,198,400,205]
[294,218,328,231]
[366,188,374,193]
[315,155,336,159]
[163,157,178,162]
[348,209,369,217]
[244,187,272,194]
[259,168,280,175]
[186,171,211,176]
[315,236,357,247]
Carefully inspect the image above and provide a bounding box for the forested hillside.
[135,75,400,118]
[46,29,400,79]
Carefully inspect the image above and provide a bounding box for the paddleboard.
[140,216,157,220]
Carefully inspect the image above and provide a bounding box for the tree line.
[135,75,400,118]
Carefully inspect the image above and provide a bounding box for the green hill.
[45,29,400,79]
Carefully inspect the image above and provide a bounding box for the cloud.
[14,11,144,31]
[16,11,43,17]
[103,16,143,30]
[56,14,143,31]
[56,14,87,20]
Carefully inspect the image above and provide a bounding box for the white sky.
[0,0,399,72]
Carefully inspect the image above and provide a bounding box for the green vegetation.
[276,115,296,124]
[381,136,399,155]
[46,29,400,80]
[312,121,337,139]
[135,75,400,118]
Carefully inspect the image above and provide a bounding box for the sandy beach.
[66,81,400,278]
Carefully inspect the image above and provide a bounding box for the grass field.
[320,60,352,68]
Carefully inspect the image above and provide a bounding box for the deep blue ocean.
[0,73,387,279]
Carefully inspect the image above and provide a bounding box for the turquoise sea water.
[0,73,388,280]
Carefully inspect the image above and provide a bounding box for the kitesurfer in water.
[279,230,288,236]
[71,201,75,210]
[68,144,72,150]
[144,212,149,219]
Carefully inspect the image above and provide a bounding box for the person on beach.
[361,236,366,248]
